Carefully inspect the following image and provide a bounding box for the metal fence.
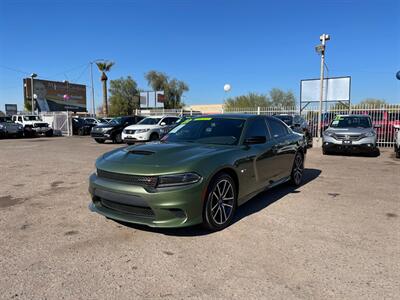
[224,104,400,147]
[40,111,73,136]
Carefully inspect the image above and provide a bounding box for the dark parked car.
[0,116,24,138]
[274,114,313,147]
[89,114,307,231]
[72,118,96,136]
[91,115,144,143]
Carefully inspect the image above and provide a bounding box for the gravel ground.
[0,136,399,299]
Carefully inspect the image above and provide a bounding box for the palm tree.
[96,61,115,116]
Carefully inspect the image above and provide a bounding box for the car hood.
[94,123,119,129]
[96,142,234,175]
[325,127,374,135]
[124,124,160,130]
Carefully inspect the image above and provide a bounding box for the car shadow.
[113,168,321,237]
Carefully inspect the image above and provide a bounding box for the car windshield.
[330,116,372,128]
[274,115,293,125]
[138,117,161,125]
[0,117,13,123]
[164,117,245,145]
[109,117,124,125]
[23,116,41,121]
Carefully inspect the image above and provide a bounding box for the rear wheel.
[290,152,304,186]
[203,173,237,231]
[95,138,105,144]
[396,149,400,158]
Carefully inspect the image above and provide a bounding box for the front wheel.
[113,133,122,144]
[289,152,304,186]
[95,138,105,144]
[203,173,237,231]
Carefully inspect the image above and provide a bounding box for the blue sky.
[0,0,399,111]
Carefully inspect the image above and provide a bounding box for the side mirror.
[244,136,266,145]
[160,122,166,126]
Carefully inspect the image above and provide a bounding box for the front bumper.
[122,132,150,143]
[88,173,205,228]
[322,135,377,153]
[91,132,111,140]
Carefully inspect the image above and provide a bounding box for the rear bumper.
[88,173,205,228]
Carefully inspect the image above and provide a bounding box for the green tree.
[269,88,296,107]
[224,93,270,110]
[108,76,139,116]
[223,88,296,109]
[96,61,115,116]
[144,70,189,108]
[359,98,387,106]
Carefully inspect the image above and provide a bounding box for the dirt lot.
[0,136,399,299]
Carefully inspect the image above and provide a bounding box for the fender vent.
[127,150,155,155]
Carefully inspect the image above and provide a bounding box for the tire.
[78,128,85,136]
[45,130,53,137]
[396,150,400,159]
[113,133,122,144]
[17,132,24,138]
[95,139,105,144]
[322,147,330,155]
[149,133,159,141]
[289,152,304,186]
[203,173,237,231]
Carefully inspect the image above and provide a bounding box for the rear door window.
[244,118,269,141]
[267,118,289,139]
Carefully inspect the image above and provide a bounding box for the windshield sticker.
[181,119,192,124]
[194,117,212,121]
[335,116,344,121]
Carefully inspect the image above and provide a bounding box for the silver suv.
[322,115,379,155]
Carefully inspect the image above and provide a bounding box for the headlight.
[157,172,201,188]
[363,131,375,137]
[323,131,333,137]
[0,124,4,129]
[136,128,150,133]
[102,127,112,132]
[18,125,23,130]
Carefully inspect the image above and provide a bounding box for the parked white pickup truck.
[12,114,53,137]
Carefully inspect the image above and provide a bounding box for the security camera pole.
[30,73,38,114]
[316,34,330,141]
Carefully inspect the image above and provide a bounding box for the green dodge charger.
[89,114,306,231]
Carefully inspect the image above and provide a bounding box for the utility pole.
[316,34,330,141]
[90,62,95,116]
[30,73,37,114]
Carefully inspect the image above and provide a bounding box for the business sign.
[139,91,164,108]
[23,78,87,112]
[5,104,17,115]
[300,76,351,103]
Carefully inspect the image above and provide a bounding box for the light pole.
[89,59,104,117]
[30,73,37,114]
[316,34,330,141]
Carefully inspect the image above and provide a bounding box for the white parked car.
[394,125,400,158]
[122,115,180,144]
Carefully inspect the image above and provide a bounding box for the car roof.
[336,114,371,117]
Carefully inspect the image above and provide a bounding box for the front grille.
[125,129,136,134]
[97,169,158,188]
[100,198,155,218]
[34,123,48,128]
[333,134,362,141]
